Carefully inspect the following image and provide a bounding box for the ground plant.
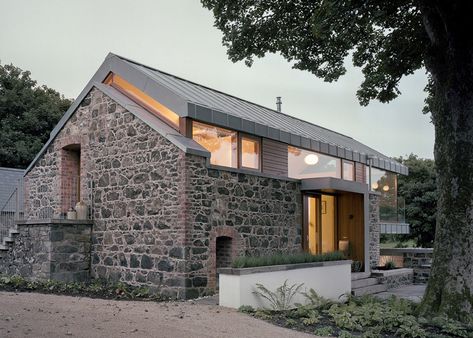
[232,251,345,268]
[239,283,473,338]
[0,274,165,301]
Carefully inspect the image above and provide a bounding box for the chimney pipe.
[276,97,282,112]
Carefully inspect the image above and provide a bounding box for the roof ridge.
[111,53,358,143]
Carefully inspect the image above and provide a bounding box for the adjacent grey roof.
[25,53,407,175]
[0,167,24,212]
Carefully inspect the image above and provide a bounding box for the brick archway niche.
[208,226,242,289]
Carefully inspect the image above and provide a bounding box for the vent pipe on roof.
[276,97,282,112]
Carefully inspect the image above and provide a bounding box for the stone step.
[3,237,13,243]
[351,272,371,281]
[351,277,379,289]
[352,283,388,296]
[9,229,19,236]
[0,244,8,251]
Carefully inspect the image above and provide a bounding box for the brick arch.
[207,226,242,289]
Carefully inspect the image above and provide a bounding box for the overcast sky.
[0,0,434,159]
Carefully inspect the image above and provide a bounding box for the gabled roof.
[0,167,24,211]
[26,53,407,175]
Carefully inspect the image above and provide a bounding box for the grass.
[231,251,345,268]
[0,274,166,301]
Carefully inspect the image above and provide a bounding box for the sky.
[0,0,434,159]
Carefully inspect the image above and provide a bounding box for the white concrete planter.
[218,260,351,309]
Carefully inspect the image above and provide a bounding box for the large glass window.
[342,161,354,181]
[104,73,180,128]
[240,135,260,170]
[288,146,341,179]
[368,167,399,222]
[192,122,238,168]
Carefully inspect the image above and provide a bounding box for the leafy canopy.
[201,0,428,106]
[0,62,72,168]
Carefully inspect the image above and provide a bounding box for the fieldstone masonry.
[0,220,92,282]
[369,193,381,269]
[9,87,303,298]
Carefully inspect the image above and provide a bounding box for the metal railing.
[0,177,24,243]
[0,175,93,243]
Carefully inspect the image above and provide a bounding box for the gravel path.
[0,291,314,338]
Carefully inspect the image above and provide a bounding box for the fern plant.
[253,280,304,311]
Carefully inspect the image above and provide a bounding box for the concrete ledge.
[218,260,352,276]
[371,268,414,277]
[380,248,433,255]
[16,219,94,226]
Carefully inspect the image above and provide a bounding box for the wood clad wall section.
[262,139,288,176]
[355,163,366,183]
[337,193,364,265]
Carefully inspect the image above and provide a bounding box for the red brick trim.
[207,226,242,289]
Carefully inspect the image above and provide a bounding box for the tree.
[397,154,437,247]
[0,62,72,168]
[202,1,473,320]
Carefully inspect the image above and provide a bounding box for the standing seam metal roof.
[125,58,394,163]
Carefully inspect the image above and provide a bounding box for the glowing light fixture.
[371,182,379,190]
[304,154,319,165]
[382,185,390,192]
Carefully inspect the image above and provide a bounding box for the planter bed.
[218,260,351,309]
[371,268,414,289]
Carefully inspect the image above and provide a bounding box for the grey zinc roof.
[0,167,24,212]
[25,53,407,175]
[119,55,406,174]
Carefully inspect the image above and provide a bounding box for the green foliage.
[429,316,471,338]
[300,288,333,310]
[384,260,397,270]
[0,274,162,301]
[396,154,437,247]
[232,251,345,268]
[238,305,255,314]
[314,326,334,337]
[351,261,363,273]
[253,280,304,311]
[201,1,427,106]
[0,62,72,168]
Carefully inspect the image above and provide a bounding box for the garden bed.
[219,259,351,309]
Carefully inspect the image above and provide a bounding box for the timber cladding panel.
[262,139,288,176]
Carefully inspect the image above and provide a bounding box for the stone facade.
[17,88,303,298]
[372,268,414,289]
[0,220,92,282]
[368,193,381,269]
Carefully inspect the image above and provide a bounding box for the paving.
[375,284,426,303]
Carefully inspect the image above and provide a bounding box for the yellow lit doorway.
[306,194,337,254]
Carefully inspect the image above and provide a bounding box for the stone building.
[0,54,409,298]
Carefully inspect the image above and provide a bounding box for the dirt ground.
[0,291,315,338]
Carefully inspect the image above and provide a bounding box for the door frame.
[302,192,338,254]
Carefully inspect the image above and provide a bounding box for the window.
[368,167,399,222]
[342,160,354,181]
[192,121,238,168]
[240,135,260,170]
[288,146,341,179]
[104,73,180,128]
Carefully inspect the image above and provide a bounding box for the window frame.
[238,133,262,172]
[342,160,355,181]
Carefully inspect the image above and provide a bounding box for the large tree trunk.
[419,2,473,321]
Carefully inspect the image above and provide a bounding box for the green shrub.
[253,280,304,311]
[384,260,397,270]
[232,251,345,268]
[314,326,334,336]
[238,305,255,314]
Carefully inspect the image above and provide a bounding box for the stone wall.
[0,220,92,282]
[22,87,303,298]
[183,155,303,294]
[368,193,381,269]
[372,268,414,289]
[380,248,433,283]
